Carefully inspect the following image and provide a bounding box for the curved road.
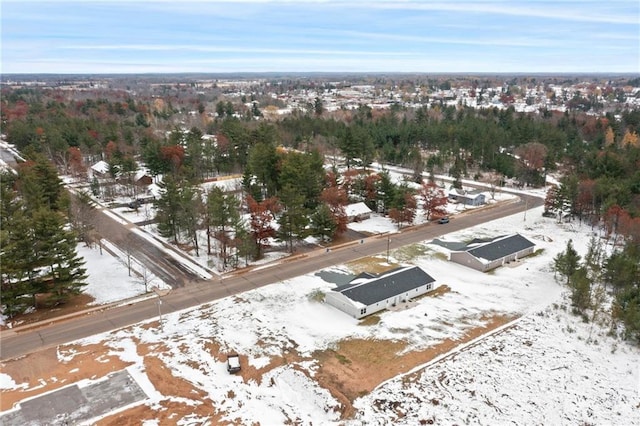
[0,193,542,360]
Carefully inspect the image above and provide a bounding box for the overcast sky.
[2,0,639,74]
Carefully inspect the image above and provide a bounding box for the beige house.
[449,233,535,272]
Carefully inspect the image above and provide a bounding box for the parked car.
[438,216,450,224]
[227,354,241,373]
[127,199,142,210]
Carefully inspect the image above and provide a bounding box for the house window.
[360,308,367,315]
[426,284,432,290]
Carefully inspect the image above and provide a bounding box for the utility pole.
[152,287,171,331]
[386,234,391,263]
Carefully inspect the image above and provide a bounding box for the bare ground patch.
[346,256,400,274]
[1,293,95,331]
[0,342,132,411]
[3,313,518,423]
[313,313,518,419]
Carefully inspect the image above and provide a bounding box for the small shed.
[90,160,110,178]
[325,266,436,319]
[134,169,153,187]
[345,202,373,222]
[448,188,486,206]
[449,233,535,272]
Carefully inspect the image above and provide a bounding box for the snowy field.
[352,301,640,425]
[3,201,638,425]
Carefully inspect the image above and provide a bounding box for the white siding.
[326,283,436,319]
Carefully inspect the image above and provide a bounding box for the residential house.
[448,188,486,206]
[449,233,536,272]
[133,169,153,187]
[345,202,373,222]
[325,266,436,319]
[89,160,110,179]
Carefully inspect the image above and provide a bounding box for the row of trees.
[544,143,640,226]
[152,144,450,267]
[554,237,639,342]
[0,155,87,317]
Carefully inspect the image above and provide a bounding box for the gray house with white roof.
[449,233,535,272]
[325,266,436,319]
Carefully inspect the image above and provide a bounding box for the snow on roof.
[345,202,372,217]
[91,160,110,174]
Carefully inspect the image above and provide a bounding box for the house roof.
[345,202,372,217]
[91,160,110,174]
[333,266,435,306]
[464,233,535,262]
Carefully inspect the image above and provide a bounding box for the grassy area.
[393,243,431,262]
[335,353,352,365]
[358,314,382,326]
[528,248,546,257]
[346,256,399,274]
[414,284,452,300]
[308,289,326,303]
[433,252,449,261]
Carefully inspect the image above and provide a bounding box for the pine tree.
[277,185,309,252]
[310,203,337,242]
[569,267,591,311]
[0,180,37,316]
[47,221,88,305]
[155,177,183,243]
[553,239,581,285]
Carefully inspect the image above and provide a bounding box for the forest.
[0,81,639,341]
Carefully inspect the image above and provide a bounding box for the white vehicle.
[227,354,241,373]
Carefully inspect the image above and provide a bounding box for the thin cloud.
[60,44,414,57]
[336,30,556,48]
[367,1,639,25]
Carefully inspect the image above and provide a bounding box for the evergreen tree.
[569,267,591,311]
[248,141,278,198]
[553,239,581,285]
[47,216,88,305]
[277,184,309,252]
[154,176,183,243]
[180,185,202,257]
[377,170,397,214]
[206,187,240,265]
[310,203,337,242]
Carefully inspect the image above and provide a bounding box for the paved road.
[0,194,542,360]
[86,197,206,288]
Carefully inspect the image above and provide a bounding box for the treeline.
[0,155,87,317]
[152,129,450,267]
[555,238,639,343]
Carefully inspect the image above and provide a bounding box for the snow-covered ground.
[351,300,640,425]
[4,202,637,424]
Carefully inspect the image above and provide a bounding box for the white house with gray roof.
[449,233,535,272]
[325,266,436,319]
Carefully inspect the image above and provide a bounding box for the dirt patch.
[1,293,95,331]
[98,354,217,425]
[0,342,132,411]
[346,256,400,274]
[419,284,452,298]
[314,313,518,419]
[3,313,518,423]
[144,355,207,401]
